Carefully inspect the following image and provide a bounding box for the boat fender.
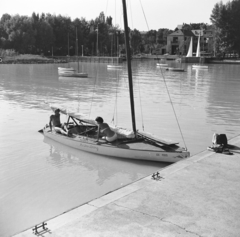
[0,57,2,63]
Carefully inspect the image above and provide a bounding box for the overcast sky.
[0,0,229,30]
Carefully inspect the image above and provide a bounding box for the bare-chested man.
[49,108,69,135]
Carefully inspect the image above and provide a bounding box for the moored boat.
[58,67,75,71]
[156,63,168,67]
[58,72,88,78]
[40,105,189,162]
[192,65,208,69]
[39,0,190,163]
[107,65,123,69]
[166,67,185,72]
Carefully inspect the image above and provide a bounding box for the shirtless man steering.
[49,108,69,135]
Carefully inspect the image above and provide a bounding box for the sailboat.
[39,0,190,162]
[192,33,208,69]
[107,29,123,69]
[59,28,88,78]
[186,37,193,57]
[58,33,75,72]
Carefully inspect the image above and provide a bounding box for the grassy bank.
[0,54,67,64]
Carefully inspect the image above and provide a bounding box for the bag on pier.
[212,133,228,147]
[210,133,228,153]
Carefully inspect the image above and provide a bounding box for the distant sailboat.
[196,34,201,57]
[186,37,193,57]
[192,32,208,69]
[59,28,88,78]
[107,29,122,69]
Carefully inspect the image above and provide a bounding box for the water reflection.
[44,137,164,186]
[1,61,240,237]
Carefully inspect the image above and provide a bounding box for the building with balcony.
[166,27,214,56]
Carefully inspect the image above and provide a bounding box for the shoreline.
[1,55,240,65]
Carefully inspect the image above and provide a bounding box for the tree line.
[210,0,240,55]
[0,11,173,56]
[1,0,239,57]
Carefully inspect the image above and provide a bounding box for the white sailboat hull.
[58,72,88,78]
[166,67,185,72]
[107,65,123,68]
[58,67,75,71]
[192,65,208,69]
[156,63,168,67]
[43,129,190,163]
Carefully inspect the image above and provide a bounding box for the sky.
[0,0,230,31]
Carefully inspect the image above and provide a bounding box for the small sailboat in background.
[58,67,75,72]
[107,27,123,69]
[186,37,193,57]
[156,63,168,67]
[192,32,209,69]
[196,34,201,57]
[166,67,185,72]
[58,28,88,78]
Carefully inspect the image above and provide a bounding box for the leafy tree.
[106,16,113,26]
[2,15,35,53]
[210,0,240,55]
[144,30,157,45]
[131,29,142,53]
[157,28,172,44]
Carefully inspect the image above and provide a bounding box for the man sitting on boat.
[95,117,117,142]
[49,108,70,136]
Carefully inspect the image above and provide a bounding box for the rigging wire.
[138,0,187,148]
[128,0,145,130]
[139,0,150,31]
[138,0,161,61]
[157,67,188,150]
[129,0,134,29]
[137,75,145,131]
[88,67,98,118]
[105,0,109,16]
[111,70,120,125]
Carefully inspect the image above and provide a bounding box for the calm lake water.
[1,60,240,236]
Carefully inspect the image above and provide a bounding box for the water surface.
[1,60,240,236]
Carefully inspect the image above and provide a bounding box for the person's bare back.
[49,109,69,136]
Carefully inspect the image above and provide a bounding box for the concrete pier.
[14,135,240,237]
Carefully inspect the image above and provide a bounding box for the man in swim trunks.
[49,108,69,135]
[95,116,117,142]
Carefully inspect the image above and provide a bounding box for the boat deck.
[95,138,179,152]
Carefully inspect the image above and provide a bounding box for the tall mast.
[122,0,137,134]
[76,27,79,72]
